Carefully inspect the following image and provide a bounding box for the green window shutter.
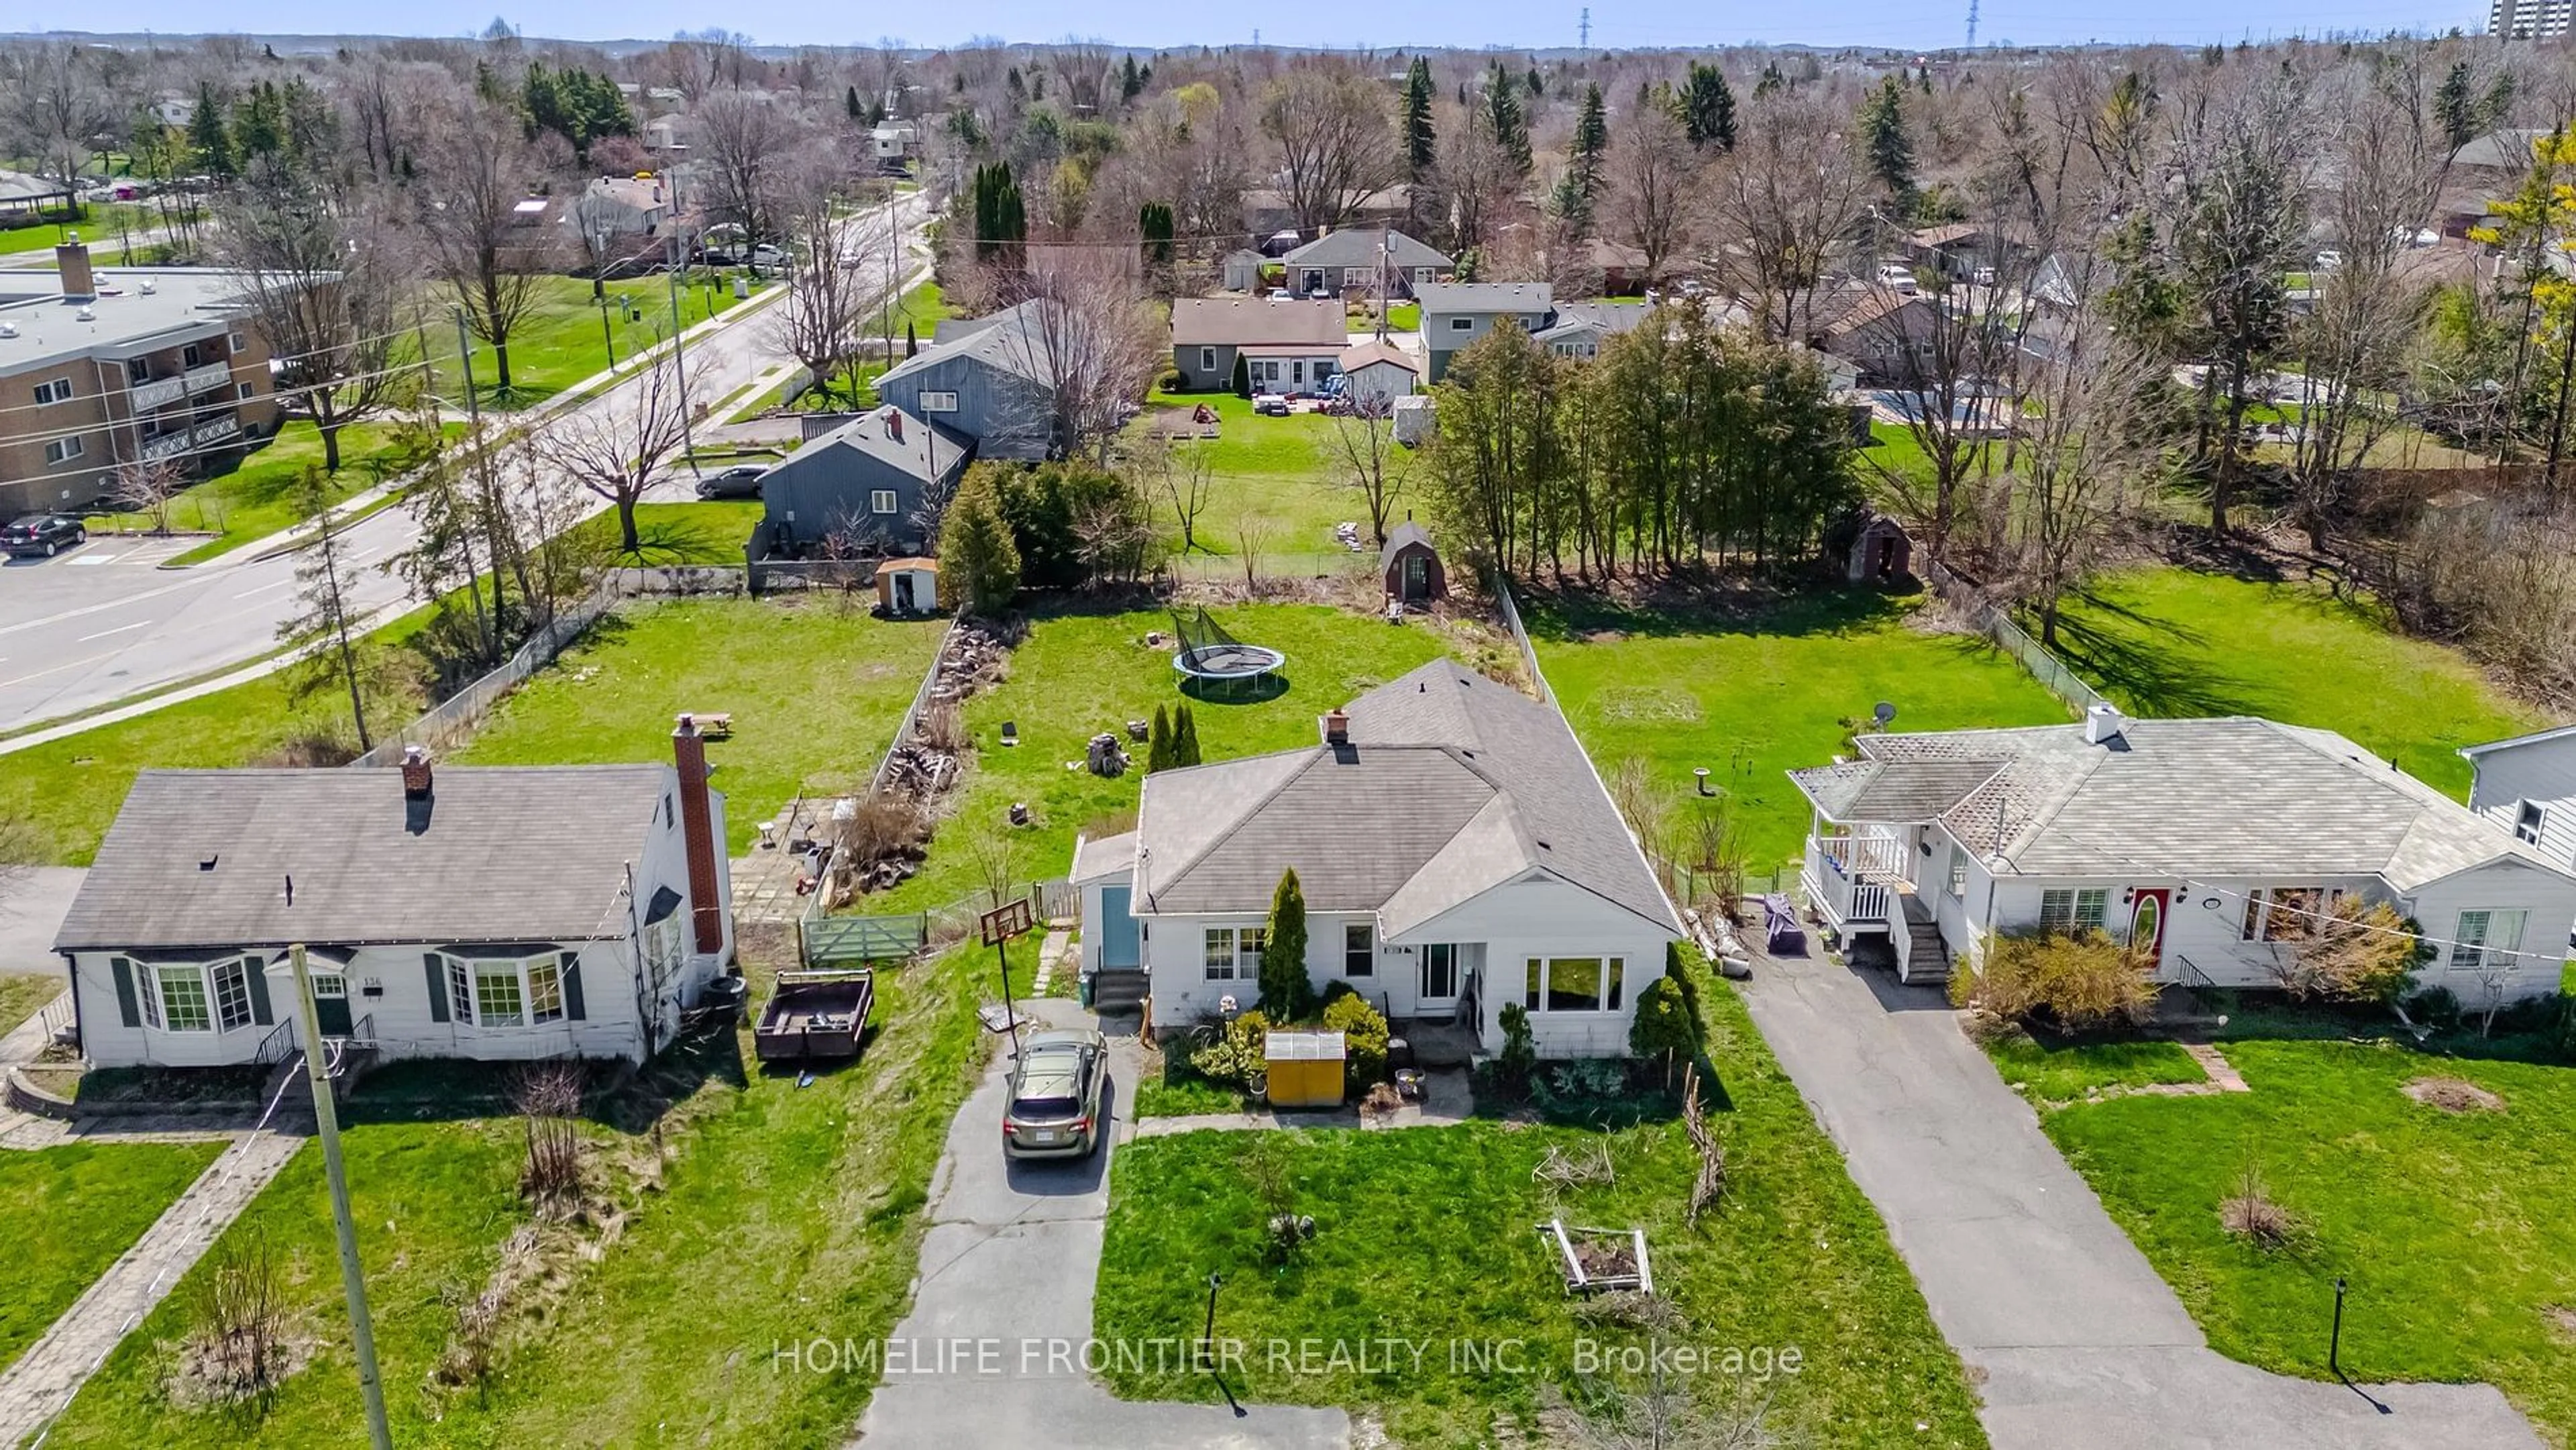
[109,956,141,1027]
[561,952,586,1021]
[244,957,274,1026]
[423,951,450,1023]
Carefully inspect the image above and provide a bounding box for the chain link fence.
[1921,559,2108,713]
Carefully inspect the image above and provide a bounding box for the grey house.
[1531,302,1649,361]
[1279,228,1450,298]
[874,301,1060,462]
[757,405,969,555]
[1417,282,1555,382]
[1169,297,1347,393]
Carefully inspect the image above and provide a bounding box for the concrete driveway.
[851,999,1347,1449]
[0,868,80,980]
[1737,952,2542,1450]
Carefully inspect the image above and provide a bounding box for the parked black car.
[694,465,769,501]
[2,514,87,559]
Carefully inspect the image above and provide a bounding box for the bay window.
[1522,956,1625,1013]
[126,955,258,1033]
[439,949,572,1028]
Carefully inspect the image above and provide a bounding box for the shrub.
[1189,1010,1269,1088]
[1530,1058,1629,1119]
[1627,976,1697,1084]
[1955,929,2159,1031]
[1497,1002,1538,1087]
[1157,368,1183,393]
[2267,896,2428,1004]
[938,468,1022,615]
[1323,992,1390,1090]
[2403,984,2463,1032]
[2218,1157,2296,1251]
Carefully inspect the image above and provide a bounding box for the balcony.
[190,415,241,448]
[183,360,233,397]
[128,374,185,411]
[140,430,191,462]
[1800,830,1909,933]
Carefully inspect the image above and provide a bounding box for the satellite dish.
[1872,701,1898,729]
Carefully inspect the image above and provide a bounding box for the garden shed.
[1846,513,1913,584]
[1265,1031,1347,1108]
[874,558,939,617]
[1381,519,1445,603]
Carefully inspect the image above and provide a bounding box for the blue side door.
[1098,884,1142,968]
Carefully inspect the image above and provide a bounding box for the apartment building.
[0,239,280,518]
[2493,0,2573,38]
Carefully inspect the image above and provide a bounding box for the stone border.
[4,1064,264,1121]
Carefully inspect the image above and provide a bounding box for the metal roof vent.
[0,322,15,338]
[75,306,95,322]
[139,279,156,295]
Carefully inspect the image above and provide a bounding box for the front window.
[1523,956,1624,1013]
[1449,316,1473,331]
[1947,845,1968,898]
[1344,923,1373,977]
[155,964,209,1031]
[2038,888,2108,935]
[132,957,260,1033]
[1199,346,1215,370]
[441,949,570,1027]
[44,436,84,466]
[1203,927,1265,980]
[919,390,957,413]
[2240,886,2326,942]
[2453,909,2527,973]
[33,377,72,405]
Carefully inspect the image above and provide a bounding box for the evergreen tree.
[1139,200,1175,268]
[1120,54,1143,101]
[938,470,1022,614]
[233,81,285,163]
[1148,703,1175,772]
[1402,56,1438,176]
[906,320,918,358]
[1862,76,1916,209]
[1572,84,1609,196]
[1755,62,1786,97]
[188,83,235,178]
[1230,350,1252,398]
[971,162,1026,264]
[1485,60,1531,175]
[1258,868,1316,1021]
[2434,63,2479,151]
[1174,703,1201,766]
[847,83,864,121]
[1525,66,1544,97]
[1681,62,1737,150]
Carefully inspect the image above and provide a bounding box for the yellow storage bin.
[1263,1031,1348,1108]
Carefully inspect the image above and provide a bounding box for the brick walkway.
[0,1127,305,1444]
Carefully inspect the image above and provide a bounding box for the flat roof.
[0,265,255,377]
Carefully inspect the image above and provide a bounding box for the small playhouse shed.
[874,558,940,616]
[1846,513,1913,584]
[1265,1030,1347,1108]
[1381,519,1446,604]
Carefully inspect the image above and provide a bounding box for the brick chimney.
[672,714,724,953]
[56,235,94,303]
[400,745,433,798]
[883,407,903,442]
[1322,709,1349,746]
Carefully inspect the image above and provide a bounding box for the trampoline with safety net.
[1170,608,1286,698]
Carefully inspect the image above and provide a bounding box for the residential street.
[1735,950,2546,1450]
[0,197,928,735]
[852,996,1349,1450]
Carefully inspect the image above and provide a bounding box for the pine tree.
[905,320,918,358]
[1148,703,1174,772]
[1258,868,1315,1021]
[2434,62,2478,151]
[1485,61,1531,175]
[276,467,379,752]
[1682,62,1737,150]
[1569,83,1609,225]
[938,470,1022,614]
[1862,76,1916,209]
[1120,54,1143,101]
[1755,61,1786,97]
[188,83,235,178]
[1402,56,1437,176]
[1174,703,1201,766]
[1140,200,1175,268]
[847,83,863,121]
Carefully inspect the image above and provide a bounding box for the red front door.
[2129,888,2170,965]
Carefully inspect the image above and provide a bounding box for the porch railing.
[1803,835,1896,927]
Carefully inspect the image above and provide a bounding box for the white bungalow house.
[1791,705,2576,1004]
[1073,659,1682,1058]
[52,723,735,1070]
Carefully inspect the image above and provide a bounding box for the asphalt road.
[0,199,926,734]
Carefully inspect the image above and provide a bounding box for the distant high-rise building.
[2494,0,2573,39]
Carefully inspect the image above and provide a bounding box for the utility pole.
[1376,223,1391,342]
[664,189,702,480]
[453,307,507,633]
[290,943,393,1450]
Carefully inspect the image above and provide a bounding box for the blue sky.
[68,0,2484,54]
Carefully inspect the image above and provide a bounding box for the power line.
[1580,6,1593,49]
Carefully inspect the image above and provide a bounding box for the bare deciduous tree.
[1709,88,1871,343]
[537,348,691,556]
[1331,395,1411,548]
[694,87,810,256]
[421,99,553,395]
[218,173,411,472]
[1154,438,1218,555]
[991,252,1162,464]
[765,188,888,407]
[1259,62,1397,237]
[1605,100,1697,288]
[110,456,190,535]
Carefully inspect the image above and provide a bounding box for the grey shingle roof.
[1531,302,1650,345]
[1171,297,1347,348]
[1415,281,1554,316]
[56,766,672,951]
[779,406,971,485]
[1133,658,1678,936]
[1792,717,2566,892]
[1279,228,1451,271]
[881,299,1061,389]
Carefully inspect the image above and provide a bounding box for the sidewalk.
[1735,952,2542,1450]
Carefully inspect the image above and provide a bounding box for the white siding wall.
[2404,859,2576,1004]
[2465,738,2576,874]
[1138,874,1678,1059]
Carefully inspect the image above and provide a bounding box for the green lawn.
[1131,1038,1252,1118]
[44,943,1008,1449]
[451,597,945,852]
[2049,568,2551,800]
[1983,1031,2208,1103]
[2039,1038,2576,1442]
[0,970,63,1034]
[1131,388,1368,559]
[566,499,762,564]
[432,272,767,411]
[0,1142,226,1374]
[859,603,1454,913]
[885,280,949,337]
[1095,981,1987,1447]
[1532,588,2072,872]
[84,419,451,566]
